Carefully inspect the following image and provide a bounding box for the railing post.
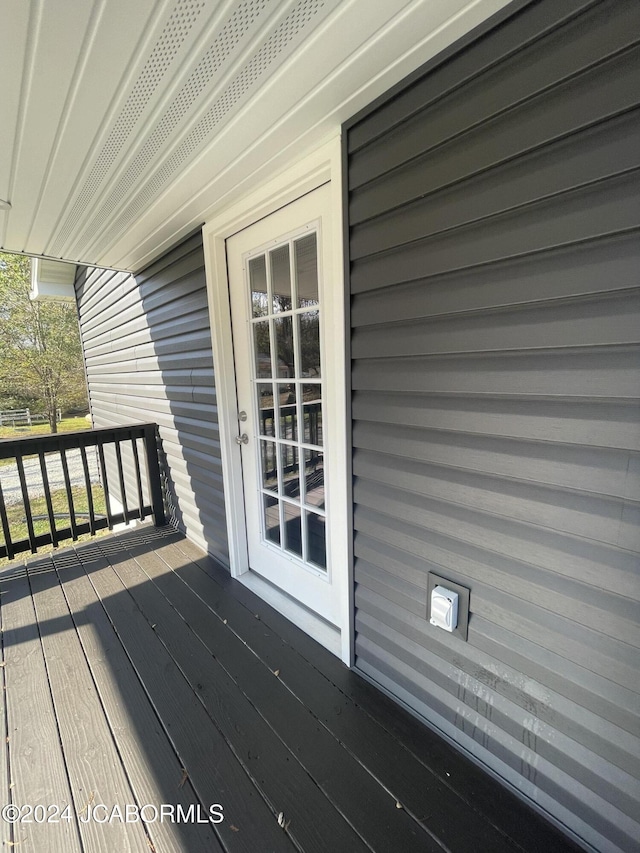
[143,424,166,527]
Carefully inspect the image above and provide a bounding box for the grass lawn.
[1,484,107,567]
[0,415,91,441]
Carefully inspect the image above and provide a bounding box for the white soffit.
[0,0,511,272]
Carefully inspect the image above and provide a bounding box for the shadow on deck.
[0,525,581,852]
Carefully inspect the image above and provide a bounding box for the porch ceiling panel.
[0,0,510,272]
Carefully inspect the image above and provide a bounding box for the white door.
[226,184,343,627]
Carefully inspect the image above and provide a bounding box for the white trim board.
[202,134,351,664]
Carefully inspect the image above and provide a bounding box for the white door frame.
[202,135,351,663]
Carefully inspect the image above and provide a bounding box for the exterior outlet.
[427,573,470,641]
[430,586,459,632]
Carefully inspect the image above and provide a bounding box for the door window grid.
[247,229,326,571]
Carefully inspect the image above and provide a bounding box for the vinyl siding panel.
[75,233,228,563]
[345,1,640,851]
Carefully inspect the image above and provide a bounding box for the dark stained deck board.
[52,550,222,853]
[170,533,584,853]
[100,536,374,853]
[0,525,582,853]
[1,572,81,853]
[163,543,523,851]
[112,533,434,853]
[137,537,463,851]
[74,541,295,853]
[27,560,151,852]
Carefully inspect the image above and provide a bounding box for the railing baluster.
[97,443,113,530]
[131,438,145,521]
[79,445,96,535]
[59,448,78,541]
[114,440,129,520]
[0,481,14,560]
[39,450,58,548]
[16,454,37,554]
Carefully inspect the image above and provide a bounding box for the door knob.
[235,433,249,445]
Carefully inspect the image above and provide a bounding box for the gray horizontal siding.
[346,1,640,851]
[75,232,228,563]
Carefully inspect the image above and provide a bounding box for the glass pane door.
[248,230,326,571]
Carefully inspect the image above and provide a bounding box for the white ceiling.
[1,0,510,272]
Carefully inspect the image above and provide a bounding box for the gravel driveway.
[0,448,101,506]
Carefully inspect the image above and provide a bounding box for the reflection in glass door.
[247,230,326,571]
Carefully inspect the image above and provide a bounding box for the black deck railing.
[0,423,166,560]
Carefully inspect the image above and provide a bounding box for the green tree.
[0,252,87,433]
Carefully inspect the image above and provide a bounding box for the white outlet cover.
[430,585,459,632]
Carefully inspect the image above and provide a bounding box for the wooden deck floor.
[0,525,581,853]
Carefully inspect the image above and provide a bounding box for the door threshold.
[239,569,341,658]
